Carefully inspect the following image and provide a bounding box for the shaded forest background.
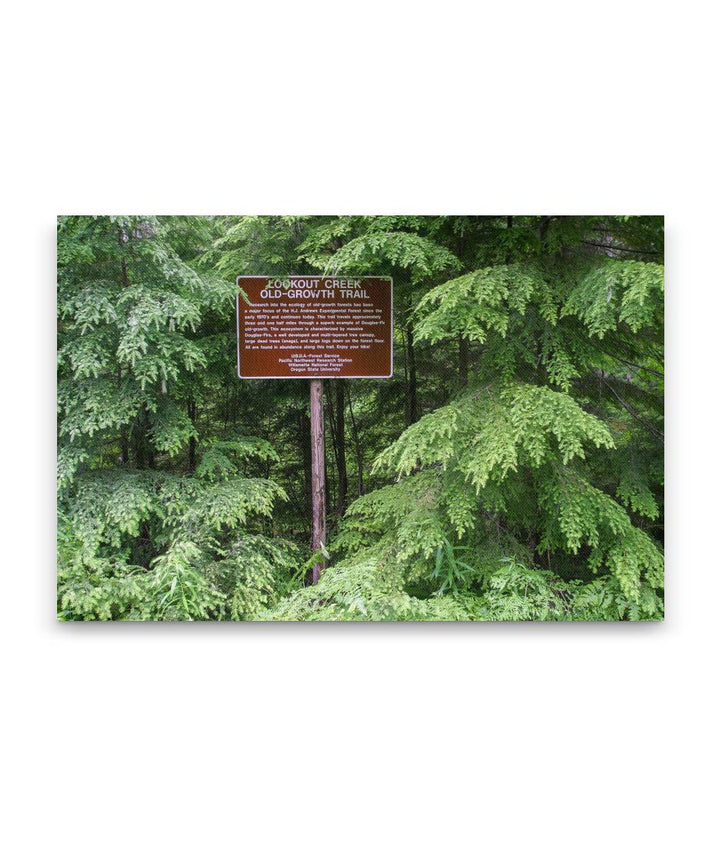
[57,215,664,620]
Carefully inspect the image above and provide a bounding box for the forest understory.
[57,215,664,621]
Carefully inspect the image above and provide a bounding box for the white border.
[236,275,394,379]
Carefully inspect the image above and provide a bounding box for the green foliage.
[58,214,664,621]
[204,215,311,278]
[321,230,461,283]
[180,477,285,540]
[266,554,451,621]
[196,437,279,482]
[335,472,448,564]
[266,553,662,622]
[58,445,295,620]
[57,376,144,444]
[477,559,576,621]
[207,535,300,620]
[57,515,148,621]
[414,264,547,344]
[616,469,660,520]
[348,379,661,600]
[571,575,664,621]
[148,540,224,621]
[429,539,482,594]
[563,260,664,338]
[149,400,199,456]
[374,384,614,483]
[57,215,235,484]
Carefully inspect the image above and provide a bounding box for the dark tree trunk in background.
[222,382,230,429]
[131,402,155,469]
[506,216,515,266]
[132,411,148,470]
[120,426,129,464]
[538,215,551,243]
[118,256,133,466]
[188,399,197,470]
[324,450,333,520]
[118,367,129,463]
[335,379,348,516]
[347,386,364,496]
[454,222,470,390]
[458,336,469,388]
[309,380,326,585]
[299,408,312,520]
[145,407,155,469]
[406,323,418,425]
[132,433,145,470]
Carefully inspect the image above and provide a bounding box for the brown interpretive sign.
[236,275,393,379]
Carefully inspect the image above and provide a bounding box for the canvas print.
[57,215,664,621]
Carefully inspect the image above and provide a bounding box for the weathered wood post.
[309,379,326,584]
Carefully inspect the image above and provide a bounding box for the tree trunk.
[347,385,364,496]
[188,399,197,470]
[406,322,418,425]
[145,406,155,469]
[458,336,469,388]
[132,413,146,470]
[118,366,129,463]
[120,426,129,464]
[309,380,326,585]
[132,406,155,471]
[325,382,339,514]
[298,409,312,522]
[538,215,551,243]
[335,379,348,516]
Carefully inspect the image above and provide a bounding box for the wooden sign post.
[309,379,326,584]
[236,275,393,584]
